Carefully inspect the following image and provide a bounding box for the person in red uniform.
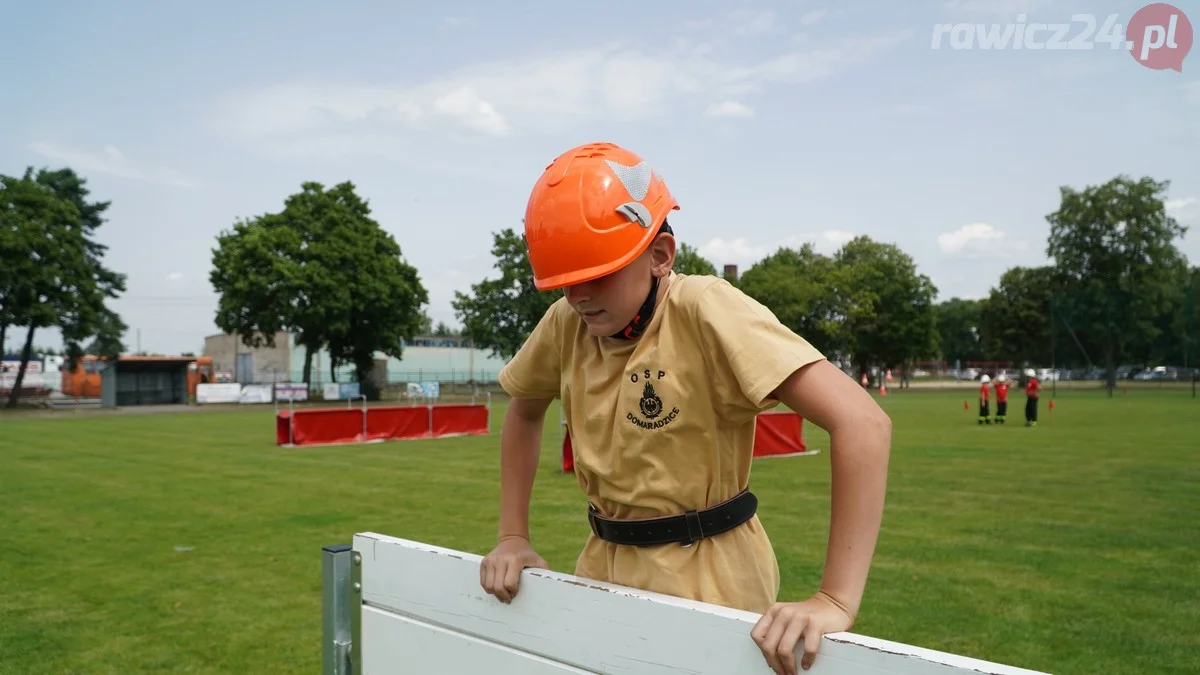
[993,373,1010,424]
[1023,368,1040,427]
[978,374,991,425]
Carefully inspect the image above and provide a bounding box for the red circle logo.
[1127,3,1193,71]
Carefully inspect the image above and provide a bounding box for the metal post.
[360,395,367,441]
[321,544,362,675]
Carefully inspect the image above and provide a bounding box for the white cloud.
[730,10,778,36]
[881,102,939,116]
[167,272,183,282]
[937,222,1019,255]
[705,100,755,118]
[800,10,827,26]
[961,81,1009,105]
[698,229,858,266]
[1182,81,1200,105]
[1166,197,1196,213]
[441,16,475,30]
[27,142,199,188]
[699,237,768,265]
[942,0,1050,16]
[431,86,510,135]
[817,229,855,249]
[220,30,912,147]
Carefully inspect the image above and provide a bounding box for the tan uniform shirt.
[498,273,826,613]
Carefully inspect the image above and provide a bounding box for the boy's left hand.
[750,592,854,675]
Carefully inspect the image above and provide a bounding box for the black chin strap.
[612,273,661,340]
[611,222,672,341]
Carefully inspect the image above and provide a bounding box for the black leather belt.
[587,489,758,547]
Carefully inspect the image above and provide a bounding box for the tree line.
[933,176,1196,392]
[3,167,1194,407]
[453,175,1197,393]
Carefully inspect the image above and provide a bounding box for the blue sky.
[2,0,1197,355]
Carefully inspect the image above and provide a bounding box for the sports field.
[1,388,1196,674]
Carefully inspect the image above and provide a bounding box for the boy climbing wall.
[479,142,893,675]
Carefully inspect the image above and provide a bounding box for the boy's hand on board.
[479,536,549,604]
[751,592,854,675]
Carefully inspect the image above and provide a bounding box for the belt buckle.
[587,503,603,539]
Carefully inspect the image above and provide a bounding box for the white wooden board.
[352,532,1050,675]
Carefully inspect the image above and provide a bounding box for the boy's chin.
[584,322,617,337]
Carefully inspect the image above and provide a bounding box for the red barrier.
[752,410,809,458]
[277,404,489,447]
[562,429,575,473]
[561,411,810,472]
[276,411,293,445]
[365,406,429,441]
[432,404,489,437]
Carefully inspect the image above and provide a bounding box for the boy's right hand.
[480,536,549,604]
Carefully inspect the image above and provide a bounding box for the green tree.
[673,241,718,276]
[210,181,428,390]
[0,170,125,407]
[452,228,563,360]
[1045,175,1189,393]
[977,266,1055,367]
[34,168,128,369]
[830,236,939,375]
[432,322,459,337]
[416,310,434,334]
[1185,267,1200,374]
[322,186,428,399]
[737,244,840,355]
[210,211,304,372]
[934,297,984,366]
[0,171,113,403]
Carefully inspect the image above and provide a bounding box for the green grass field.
[1,389,1197,674]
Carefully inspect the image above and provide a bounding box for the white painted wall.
[352,532,1050,675]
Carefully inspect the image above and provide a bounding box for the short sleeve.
[498,300,565,400]
[693,280,826,412]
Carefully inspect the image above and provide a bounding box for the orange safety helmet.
[523,142,679,290]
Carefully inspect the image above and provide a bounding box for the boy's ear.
[650,232,676,276]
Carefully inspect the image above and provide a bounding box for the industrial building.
[200,331,511,387]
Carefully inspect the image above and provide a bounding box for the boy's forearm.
[819,414,891,619]
[497,401,548,542]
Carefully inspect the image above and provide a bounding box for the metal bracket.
[322,544,362,675]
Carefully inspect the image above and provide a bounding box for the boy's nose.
[564,283,592,304]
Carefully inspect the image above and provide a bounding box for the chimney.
[723,264,739,282]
